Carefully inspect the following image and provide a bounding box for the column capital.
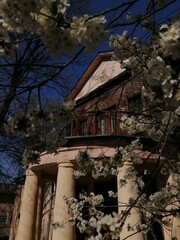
[57,159,74,167]
[26,168,42,176]
[26,169,35,176]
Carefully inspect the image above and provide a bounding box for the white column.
[52,160,75,240]
[35,180,42,240]
[163,175,180,240]
[15,169,40,240]
[117,161,144,240]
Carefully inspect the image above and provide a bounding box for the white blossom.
[0,0,107,57]
[160,19,180,59]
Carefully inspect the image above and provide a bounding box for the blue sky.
[89,0,179,46]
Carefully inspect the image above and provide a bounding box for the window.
[94,179,118,215]
[76,177,118,239]
[110,112,116,133]
[128,94,142,113]
[80,119,88,135]
[96,113,106,135]
[144,223,163,240]
[100,114,106,134]
[0,215,7,225]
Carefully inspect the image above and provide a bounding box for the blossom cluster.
[64,191,149,239]
[110,31,150,75]
[90,212,122,240]
[63,192,105,235]
[121,111,180,141]
[110,18,180,104]
[74,139,143,180]
[74,150,112,179]
[5,101,74,165]
[139,180,180,230]
[0,0,107,57]
[22,149,40,167]
[64,192,138,239]
[159,20,180,60]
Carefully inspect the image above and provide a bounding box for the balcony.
[65,110,156,149]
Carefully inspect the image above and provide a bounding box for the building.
[0,183,16,240]
[10,52,179,240]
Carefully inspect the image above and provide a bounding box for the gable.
[75,59,123,100]
[66,52,124,101]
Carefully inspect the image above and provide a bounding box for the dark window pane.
[128,95,142,113]
[110,112,116,133]
[100,115,106,134]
